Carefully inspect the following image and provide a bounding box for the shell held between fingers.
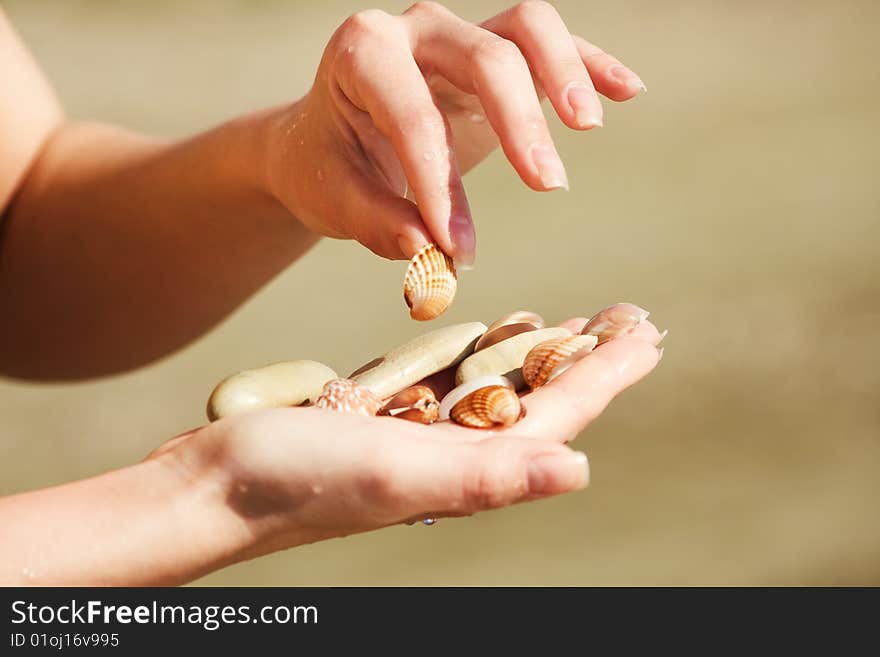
[450,385,525,429]
[582,302,650,345]
[522,334,598,390]
[314,379,383,416]
[404,244,457,321]
[380,385,440,424]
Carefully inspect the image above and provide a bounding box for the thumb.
[342,162,434,260]
[373,435,590,521]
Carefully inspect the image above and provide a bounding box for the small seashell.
[581,303,649,345]
[450,385,525,429]
[403,244,457,321]
[314,378,383,416]
[380,385,439,424]
[438,375,514,421]
[207,360,337,421]
[522,334,599,390]
[474,310,545,352]
[455,326,571,390]
[351,322,486,399]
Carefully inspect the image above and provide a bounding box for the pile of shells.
[206,301,651,430]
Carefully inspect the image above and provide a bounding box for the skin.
[0,3,654,585]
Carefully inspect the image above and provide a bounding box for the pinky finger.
[573,36,646,102]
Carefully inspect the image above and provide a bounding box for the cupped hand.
[266,1,645,267]
[152,319,662,559]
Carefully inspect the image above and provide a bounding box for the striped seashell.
[379,385,440,424]
[581,303,649,345]
[403,244,457,321]
[449,385,525,429]
[522,334,598,390]
[438,375,514,421]
[474,310,545,352]
[314,378,383,416]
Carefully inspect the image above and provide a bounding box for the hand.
[266,1,645,267]
[151,318,662,560]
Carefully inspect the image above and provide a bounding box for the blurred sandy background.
[2,0,878,585]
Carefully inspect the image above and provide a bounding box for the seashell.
[403,244,457,321]
[450,385,525,429]
[522,334,599,390]
[351,322,486,399]
[207,360,337,421]
[314,378,383,416]
[380,385,439,424]
[474,310,545,352]
[438,375,514,421]
[455,327,571,390]
[581,303,649,345]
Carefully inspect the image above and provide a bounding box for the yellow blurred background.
[2,0,878,585]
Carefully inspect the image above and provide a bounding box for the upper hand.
[266,1,645,267]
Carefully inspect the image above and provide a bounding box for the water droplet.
[423,150,436,161]
[317,169,324,181]
[347,46,355,55]
[422,518,436,526]
[312,484,324,495]
[469,112,486,124]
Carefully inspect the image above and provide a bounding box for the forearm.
[0,446,267,586]
[0,106,318,380]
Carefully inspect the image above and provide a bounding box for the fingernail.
[565,82,603,128]
[527,451,589,496]
[657,328,668,345]
[609,65,647,93]
[530,143,569,191]
[657,346,665,361]
[449,215,475,270]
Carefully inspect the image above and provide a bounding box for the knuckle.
[397,106,446,139]
[404,1,447,18]
[341,9,392,38]
[465,462,518,510]
[472,36,524,68]
[513,0,559,24]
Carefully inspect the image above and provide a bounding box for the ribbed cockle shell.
[474,310,545,352]
[403,244,457,321]
[581,303,649,345]
[314,378,382,416]
[380,385,439,424]
[449,385,525,429]
[522,335,598,390]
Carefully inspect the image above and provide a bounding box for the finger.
[404,3,568,191]
[332,10,475,266]
[370,434,589,519]
[144,427,200,461]
[573,35,646,102]
[481,1,602,130]
[515,335,661,442]
[558,316,664,344]
[558,316,590,333]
